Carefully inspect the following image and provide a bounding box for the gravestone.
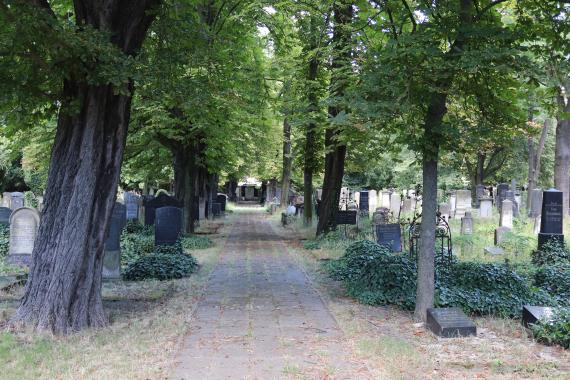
[438,203,450,221]
[449,192,456,214]
[484,246,504,255]
[124,192,141,220]
[390,193,401,218]
[143,193,183,226]
[0,192,9,208]
[10,192,24,210]
[103,203,126,279]
[212,203,222,217]
[369,190,378,215]
[504,190,519,217]
[381,191,391,209]
[402,198,412,214]
[216,194,227,212]
[376,224,402,252]
[496,183,509,211]
[494,226,511,245]
[500,199,513,229]
[426,308,477,338]
[359,191,369,213]
[36,196,44,212]
[461,212,473,235]
[347,202,358,211]
[155,206,183,246]
[336,210,357,225]
[538,189,564,250]
[529,189,542,218]
[475,185,486,208]
[7,207,40,266]
[522,305,554,328]
[454,190,472,219]
[372,207,390,225]
[479,198,493,219]
[0,207,11,225]
[199,197,206,220]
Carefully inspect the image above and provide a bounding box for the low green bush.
[120,230,155,266]
[327,240,556,317]
[123,252,198,281]
[123,220,153,235]
[303,240,321,250]
[181,234,213,250]
[530,308,570,349]
[155,241,184,255]
[534,263,570,306]
[532,240,570,266]
[0,224,9,257]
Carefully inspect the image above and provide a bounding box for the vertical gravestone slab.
[143,193,182,226]
[390,193,401,217]
[454,190,472,219]
[504,190,519,217]
[216,194,227,212]
[0,207,11,225]
[155,206,183,246]
[381,191,391,209]
[475,185,486,207]
[124,192,141,220]
[538,189,564,250]
[1,192,10,208]
[426,308,477,338]
[376,224,402,252]
[479,198,493,219]
[529,189,542,218]
[7,207,40,266]
[496,183,509,212]
[10,192,24,210]
[368,190,378,214]
[103,203,126,279]
[438,203,450,221]
[212,203,222,217]
[461,212,473,235]
[402,199,412,214]
[359,191,369,213]
[500,199,513,229]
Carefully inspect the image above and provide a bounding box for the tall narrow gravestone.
[454,190,472,219]
[479,198,493,219]
[529,189,542,218]
[496,183,509,212]
[155,206,183,246]
[0,207,11,225]
[368,190,378,215]
[1,192,10,208]
[7,207,40,266]
[10,192,24,210]
[359,191,369,213]
[124,192,141,220]
[143,193,183,226]
[500,199,513,229]
[103,203,126,279]
[390,193,401,218]
[381,191,391,209]
[461,212,473,235]
[216,194,227,212]
[538,189,564,250]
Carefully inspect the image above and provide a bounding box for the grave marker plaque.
[155,206,183,246]
[376,224,402,252]
[522,305,554,328]
[335,210,357,225]
[538,189,564,250]
[426,308,477,338]
[7,207,40,266]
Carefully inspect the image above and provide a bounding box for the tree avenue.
[0,0,569,339]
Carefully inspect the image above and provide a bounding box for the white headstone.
[479,198,493,219]
[1,192,11,208]
[369,190,378,215]
[381,191,391,208]
[500,199,513,229]
[8,207,40,266]
[390,193,401,217]
[454,190,472,219]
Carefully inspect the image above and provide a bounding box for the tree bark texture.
[527,120,549,210]
[554,96,570,215]
[12,0,160,334]
[280,118,292,206]
[316,2,353,236]
[303,56,320,225]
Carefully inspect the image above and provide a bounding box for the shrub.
[534,264,570,306]
[532,240,570,266]
[530,308,570,349]
[155,241,184,255]
[181,234,213,250]
[303,240,321,250]
[124,220,153,235]
[0,224,9,257]
[123,252,198,281]
[120,230,155,266]
[327,240,390,282]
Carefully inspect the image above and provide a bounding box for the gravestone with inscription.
[155,206,183,246]
[359,191,369,213]
[7,207,40,266]
[0,207,11,225]
[381,191,391,209]
[368,190,378,214]
[504,190,519,217]
[402,198,412,214]
[0,192,9,208]
[538,189,564,250]
[143,193,183,226]
[475,185,486,208]
[376,224,402,252]
[336,210,357,225]
[124,192,141,220]
[10,192,24,210]
[449,192,456,214]
[103,203,126,279]
[426,308,477,338]
[461,212,473,235]
[372,207,390,225]
[454,190,471,219]
[479,197,493,219]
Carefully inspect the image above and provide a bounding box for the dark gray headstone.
[335,210,357,225]
[376,224,402,252]
[144,193,182,226]
[538,189,564,250]
[212,202,222,217]
[216,194,227,212]
[124,192,140,220]
[359,191,369,212]
[496,183,509,211]
[426,308,477,338]
[475,185,486,207]
[155,206,183,246]
[0,207,11,225]
[522,305,554,328]
[103,202,125,279]
[504,190,519,217]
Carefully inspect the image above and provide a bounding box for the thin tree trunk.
[554,96,570,215]
[280,118,292,206]
[303,55,319,225]
[528,120,550,208]
[11,0,160,334]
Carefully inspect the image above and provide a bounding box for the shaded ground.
[171,206,370,379]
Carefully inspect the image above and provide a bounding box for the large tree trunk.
[303,56,319,226]
[316,1,352,236]
[171,143,199,234]
[280,118,292,206]
[554,95,570,215]
[11,0,159,335]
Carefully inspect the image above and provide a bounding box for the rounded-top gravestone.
[143,193,183,226]
[155,206,183,246]
[8,207,41,266]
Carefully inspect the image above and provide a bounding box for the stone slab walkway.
[170,207,369,379]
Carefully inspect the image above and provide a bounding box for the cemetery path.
[170,207,370,380]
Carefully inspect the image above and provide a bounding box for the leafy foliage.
[532,240,570,266]
[530,308,570,349]
[0,224,9,257]
[120,227,155,267]
[181,234,213,250]
[534,264,570,306]
[123,252,198,281]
